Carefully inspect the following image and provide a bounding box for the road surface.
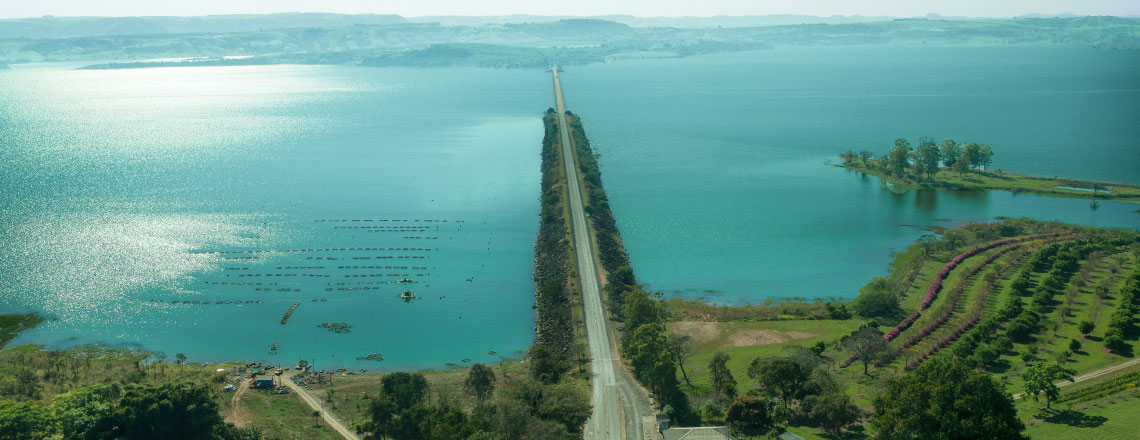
[281,371,360,440]
[552,67,654,440]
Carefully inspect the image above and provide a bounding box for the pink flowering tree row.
[882,232,1068,344]
[840,231,1069,369]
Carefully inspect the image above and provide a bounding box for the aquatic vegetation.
[320,322,353,333]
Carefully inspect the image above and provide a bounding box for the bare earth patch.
[669,321,720,343]
[729,329,817,347]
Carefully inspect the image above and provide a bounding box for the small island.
[840,139,1140,203]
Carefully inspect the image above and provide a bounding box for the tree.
[852,277,899,318]
[312,410,321,427]
[915,140,942,181]
[725,395,772,436]
[1078,320,1095,335]
[953,149,973,175]
[1104,333,1126,352]
[528,344,568,384]
[50,384,120,440]
[175,353,187,373]
[940,139,961,169]
[620,285,660,335]
[381,372,430,409]
[886,138,911,178]
[668,334,694,386]
[708,352,737,401]
[0,400,55,440]
[840,150,857,165]
[840,325,886,376]
[112,382,233,440]
[803,391,859,438]
[859,150,873,166]
[366,393,399,437]
[872,358,1027,440]
[325,387,335,403]
[747,358,808,410]
[1068,338,1082,353]
[964,142,983,170]
[535,382,591,434]
[974,344,1001,367]
[625,323,678,397]
[978,144,994,171]
[1022,362,1076,409]
[464,363,497,402]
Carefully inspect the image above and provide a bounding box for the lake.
[562,46,1140,303]
[0,65,548,369]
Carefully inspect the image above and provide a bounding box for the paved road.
[281,372,360,440]
[552,67,654,440]
[1013,356,1140,400]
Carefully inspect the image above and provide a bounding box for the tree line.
[841,138,995,182]
[0,381,261,440]
[532,112,577,358]
[362,356,590,440]
[564,113,637,306]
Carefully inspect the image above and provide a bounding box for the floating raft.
[281,302,300,324]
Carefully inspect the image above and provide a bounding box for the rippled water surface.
[563,46,1140,302]
[1,65,548,369]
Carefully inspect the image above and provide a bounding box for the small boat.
[399,290,418,301]
[397,277,415,284]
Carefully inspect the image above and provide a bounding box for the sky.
[1,0,1137,19]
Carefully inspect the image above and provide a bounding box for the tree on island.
[914,140,942,181]
[886,138,912,179]
[872,357,1027,440]
[859,150,874,166]
[940,139,961,169]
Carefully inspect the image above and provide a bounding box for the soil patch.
[729,329,817,347]
[669,321,720,343]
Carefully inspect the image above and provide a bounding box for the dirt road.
[281,372,360,440]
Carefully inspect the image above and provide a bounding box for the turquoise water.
[3,46,1139,368]
[563,46,1140,303]
[0,65,548,369]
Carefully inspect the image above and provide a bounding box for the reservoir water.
[563,46,1140,303]
[2,46,1138,367]
[0,65,548,369]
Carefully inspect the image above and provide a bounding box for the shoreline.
[838,160,1140,203]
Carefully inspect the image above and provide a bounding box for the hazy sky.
[2,0,1137,19]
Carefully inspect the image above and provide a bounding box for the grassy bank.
[840,160,1140,202]
[0,314,43,348]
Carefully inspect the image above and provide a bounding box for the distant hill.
[0,13,406,39]
[3,16,1137,68]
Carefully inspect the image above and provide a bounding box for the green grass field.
[239,388,343,440]
[1024,393,1140,439]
